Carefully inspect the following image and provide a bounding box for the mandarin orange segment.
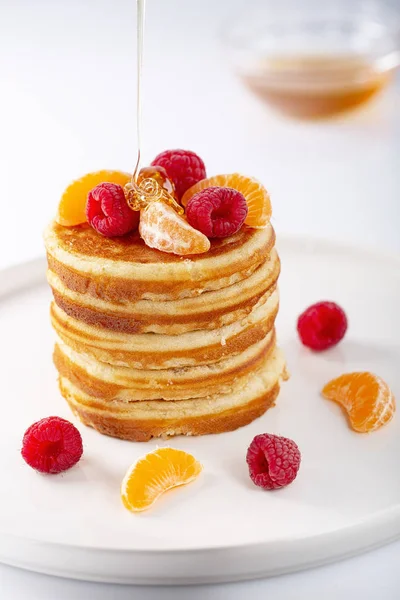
[181,173,272,228]
[139,201,211,255]
[56,170,131,227]
[121,448,203,512]
[322,372,396,433]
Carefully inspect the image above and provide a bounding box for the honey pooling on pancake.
[125,166,184,215]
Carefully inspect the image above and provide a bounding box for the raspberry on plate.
[151,149,206,200]
[246,433,301,490]
[21,416,83,474]
[297,301,348,351]
[186,186,248,238]
[86,182,139,237]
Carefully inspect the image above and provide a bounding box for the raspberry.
[21,416,83,474]
[186,187,248,238]
[246,433,301,490]
[297,301,348,351]
[86,182,139,237]
[151,149,206,200]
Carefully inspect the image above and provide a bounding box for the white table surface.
[1,0,399,597]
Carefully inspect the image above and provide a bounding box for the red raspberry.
[297,301,348,351]
[151,149,206,200]
[86,182,139,237]
[21,416,83,474]
[246,433,301,490]
[186,187,248,238]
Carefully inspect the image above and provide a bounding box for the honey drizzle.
[126,0,183,214]
[132,0,145,182]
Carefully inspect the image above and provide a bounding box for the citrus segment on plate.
[322,372,396,433]
[181,173,272,228]
[139,201,210,255]
[56,170,131,227]
[121,448,203,512]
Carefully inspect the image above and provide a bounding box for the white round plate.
[0,237,399,585]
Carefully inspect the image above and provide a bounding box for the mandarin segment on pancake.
[45,153,287,442]
[139,201,210,255]
[56,170,131,227]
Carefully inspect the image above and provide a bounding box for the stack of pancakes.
[44,220,287,441]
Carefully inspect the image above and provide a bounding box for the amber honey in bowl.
[224,0,400,120]
[242,54,396,119]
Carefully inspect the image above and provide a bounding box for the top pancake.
[44,220,275,301]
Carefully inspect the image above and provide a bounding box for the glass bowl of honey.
[223,0,400,119]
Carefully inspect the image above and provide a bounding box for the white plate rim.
[1,236,399,584]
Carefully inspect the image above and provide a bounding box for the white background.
[0,0,399,597]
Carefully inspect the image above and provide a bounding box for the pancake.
[54,331,276,401]
[59,347,288,441]
[47,249,280,334]
[44,213,286,441]
[50,290,279,369]
[44,221,275,301]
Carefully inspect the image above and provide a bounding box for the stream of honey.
[133,0,145,181]
[125,0,182,214]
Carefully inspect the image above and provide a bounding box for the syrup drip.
[126,0,183,215]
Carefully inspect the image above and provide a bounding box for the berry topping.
[56,170,131,227]
[246,433,301,490]
[86,182,139,237]
[151,149,206,200]
[186,186,248,238]
[182,173,271,228]
[139,201,210,255]
[297,301,348,351]
[21,416,83,474]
